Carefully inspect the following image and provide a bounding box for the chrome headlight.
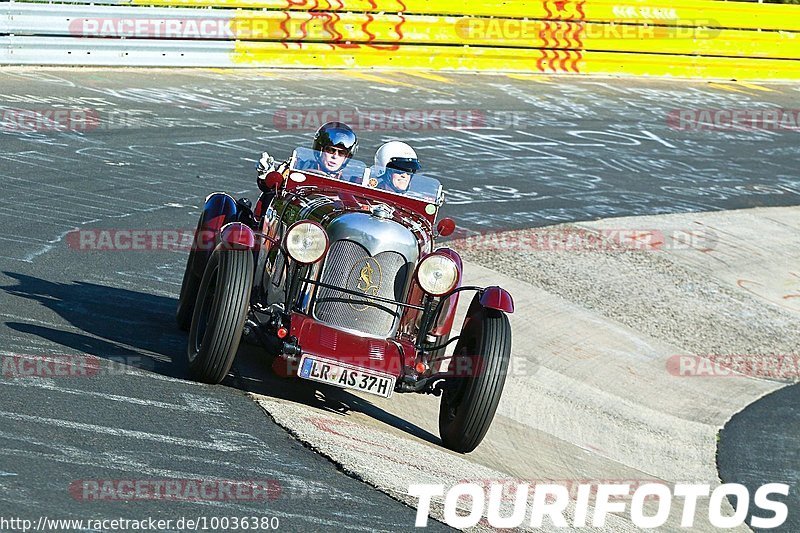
[417,254,458,296]
[285,221,328,264]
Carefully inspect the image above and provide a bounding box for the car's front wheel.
[187,248,253,384]
[438,306,511,453]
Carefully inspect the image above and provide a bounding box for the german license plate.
[298,355,395,398]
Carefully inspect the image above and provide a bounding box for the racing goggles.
[386,157,421,174]
[323,145,352,157]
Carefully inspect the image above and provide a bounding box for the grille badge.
[348,257,382,312]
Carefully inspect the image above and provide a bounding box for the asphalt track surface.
[0,68,798,530]
[718,386,800,532]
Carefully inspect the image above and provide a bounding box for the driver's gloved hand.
[256,152,275,177]
[236,197,256,227]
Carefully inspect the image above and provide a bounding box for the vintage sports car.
[176,147,514,453]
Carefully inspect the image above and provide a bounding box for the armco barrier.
[2,0,800,79]
[10,4,800,60]
[12,0,800,32]
[0,36,234,67]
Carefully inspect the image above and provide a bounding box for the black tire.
[439,307,512,453]
[176,246,201,331]
[187,248,254,384]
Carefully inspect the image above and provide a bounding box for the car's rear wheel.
[187,248,253,384]
[438,307,511,453]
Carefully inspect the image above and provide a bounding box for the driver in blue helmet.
[257,121,358,180]
[295,121,358,178]
[254,121,358,218]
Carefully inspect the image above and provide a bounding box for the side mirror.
[258,171,284,193]
[436,218,456,237]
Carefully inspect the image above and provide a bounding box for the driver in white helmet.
[369,141,421,194]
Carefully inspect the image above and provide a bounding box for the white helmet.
[373,141,421,176]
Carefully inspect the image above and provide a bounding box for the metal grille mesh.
[315,240,407,337]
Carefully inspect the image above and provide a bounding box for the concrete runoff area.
[252,205,800,531]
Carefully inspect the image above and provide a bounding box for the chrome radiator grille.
[314,240,408,337]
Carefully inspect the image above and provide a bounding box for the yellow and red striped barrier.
[6,0,800,79]
[131,0,800,32]
[219,11,800,60]
[142,0,800,78]
[228,41,800,80]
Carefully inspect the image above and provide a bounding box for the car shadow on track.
[2,271,441,446]
[1,272,188,379]
[228,342,443,447]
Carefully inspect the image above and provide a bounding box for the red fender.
[480,286,514,314]
[220,222,256,250]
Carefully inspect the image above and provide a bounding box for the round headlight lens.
[417,254,458,296]
[285,222,328,264]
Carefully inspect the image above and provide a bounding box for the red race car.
[176,147,514,453]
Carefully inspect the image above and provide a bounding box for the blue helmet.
[312,121,358,166]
